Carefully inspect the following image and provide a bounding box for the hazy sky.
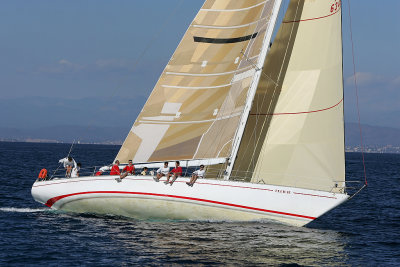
[0,0,399,128]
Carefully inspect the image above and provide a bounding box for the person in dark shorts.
[186,165,205,187]
[153,162,169,182]
[165,161,182,186]
[119,160,135,181]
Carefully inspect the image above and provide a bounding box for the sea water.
[0,142,399,266]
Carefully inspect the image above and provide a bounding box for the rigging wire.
[66,139,76,158]
[231,1,288,178]
[51,140,76,178]
[346,0,368,187]
[240,49,278,86]
[65,0,185,162]
[198,2,270,174]
[229,2,286,178]
[235,0,301,178]
[251,0,301,180]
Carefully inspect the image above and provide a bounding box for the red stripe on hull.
[34,178,336,199]
[45,191,316,220]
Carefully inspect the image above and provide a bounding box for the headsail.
[231,0,345,192]
[116,0,282,164]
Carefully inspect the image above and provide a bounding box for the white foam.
[0,207,46,213]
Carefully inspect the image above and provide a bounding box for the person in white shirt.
[59,156,76,177]
[186,165,205,187]
[153,162,169,182]
[71,163,81,178]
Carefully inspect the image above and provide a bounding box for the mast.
[225,0,284,179]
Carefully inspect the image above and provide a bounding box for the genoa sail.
[116,0,282,164]
[231,0,345,192]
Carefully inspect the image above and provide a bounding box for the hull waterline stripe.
[194,33,258,44]
[44,191,316,220]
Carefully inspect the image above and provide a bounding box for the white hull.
[31,175,348,227]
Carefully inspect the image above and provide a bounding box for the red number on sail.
[331,0,341,13]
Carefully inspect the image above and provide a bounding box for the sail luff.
[114,1,208,163]
[225,0,284,179]
[232,0,345,192]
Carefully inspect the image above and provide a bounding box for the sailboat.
[32,0,353,227]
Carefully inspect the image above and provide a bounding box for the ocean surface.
[0,142,399,266]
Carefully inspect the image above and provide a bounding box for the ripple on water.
[0,143,399,266]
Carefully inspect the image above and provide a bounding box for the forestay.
[116,0,281,164]
[231,0,345,192]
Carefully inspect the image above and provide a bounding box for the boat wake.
[0,207,46,213]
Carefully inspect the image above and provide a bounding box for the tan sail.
[116,0,281,164]
[232,0,345,192]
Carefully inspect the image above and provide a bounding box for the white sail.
[116,0,282,164]
[232,0,345,192]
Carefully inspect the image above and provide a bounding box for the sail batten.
[200,1,268,12]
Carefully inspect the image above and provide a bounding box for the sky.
[0,0,399,129]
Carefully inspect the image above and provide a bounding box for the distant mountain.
[1,123,400,147]
[0,96,146,129]
[0,125,129,144]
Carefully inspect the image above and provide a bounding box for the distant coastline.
[1,139,399,154]
[345,145,400,154]
[0,139,122,146]
[2,122,400,152]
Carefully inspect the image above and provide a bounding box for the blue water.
[0,142,399,266]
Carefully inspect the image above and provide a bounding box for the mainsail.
[231,0,345,192]
[116,0,282,164]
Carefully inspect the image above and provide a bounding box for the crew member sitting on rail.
[153,162,169,182]
[165,161,182,186]
[110,160,121,176]
[186,165,205,187]
[141,167,148,175]
[120,160,135,180]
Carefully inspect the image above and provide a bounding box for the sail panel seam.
[139,112,241,124]
[283,7,341,23]
[192,17,267,29]
[249,98,343,116]
[162,83,234,90]
[165,65,254,77]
